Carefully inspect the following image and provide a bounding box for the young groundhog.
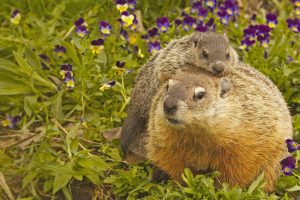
[146,66,292,192]
[121,32,239,163]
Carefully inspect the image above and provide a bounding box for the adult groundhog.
[146,65,293,191]
[121,32,239,163]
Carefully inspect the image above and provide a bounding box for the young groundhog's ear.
[191,32,204,48]
[220,78,231,98]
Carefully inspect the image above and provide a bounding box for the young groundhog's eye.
[193,87,206,100]
[202,49,209,59]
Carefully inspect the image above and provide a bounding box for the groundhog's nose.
[212,62,225,74]
[163,96,178,115]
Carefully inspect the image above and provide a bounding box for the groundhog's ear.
[191,32,204,48]
[220,78,231,98]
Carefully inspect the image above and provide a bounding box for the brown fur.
[121,32,239,163]
[146,64,292,191]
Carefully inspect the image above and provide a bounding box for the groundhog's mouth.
[166,117,182,125]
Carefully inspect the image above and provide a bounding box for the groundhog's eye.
[194,87,206,100]
[226,50,230,60]
[202,49,209,59]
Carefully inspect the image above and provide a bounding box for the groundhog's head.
[155,72,231,129]
[187,32,238,75]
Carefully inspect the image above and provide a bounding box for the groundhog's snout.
[163,96,178,115]
[211,62,225,74]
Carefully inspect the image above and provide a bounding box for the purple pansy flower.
[198,7,208,21]
[76,25,88,38]
[148,41,161,54]
[205,0,216,10]
[121,11,135,27]
[240,37,256,50]
[127,0,136,10]
[195,23,207,32]
[99,21,112,36]
[148,27,159,37]
[54,45,66,57]
[280,156,296,176]
[182,16,196,31]
[64,71,75,89]
[10,9,21,25]
[286,139,300,153]
[266,13,278,28]
[90,39,104,54]
[100,80,116,91]
[191,1,203,13]
[218,6,231,25]
[287,18,300,33]
[1,115,21,128]
[156,17,170,32]
[116,0,128,12]
[174,19,182,26]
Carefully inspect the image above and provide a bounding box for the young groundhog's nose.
[163,96,178,115]
[212,62,225,74]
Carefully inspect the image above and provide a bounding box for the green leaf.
[247,172,265,194]
[286,185,300,192]
[53,173,72,193]
[24,95,38,116]
[62,186,72,200]
[61,40,81,67]
[22,171,39,189]
[50,92,63,121]
[43,179,53,193]
[86,174,100,185]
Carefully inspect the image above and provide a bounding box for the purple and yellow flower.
[64,71,75,89]
[100,80,116,91]
[148,41,161,54]
[60,64,73,79]
[148,27,159,37]
[76,25,88,38]
[182,16,196,31]
[1,116,20,128]
[239,37,255,51]
[224,0,239,16]
[198,7,208,21]
[121,11,135,27]
[291,0,300,7]
[191,1,203,13]
[129,15,138,30]
[287,18,300,33]
[113,61,126,75]
[205,0,216,10]
[243,26,256,40]
[99,21,112,36]
[266,13,278,28]
[286,139,300,153]
[280,156,296,176]
[54,45,66,57]
[205,18,215,29]
[156,17,170,33]
[174,19,182,26]
[74,17,88,27]
[120,29,129,40]
[116,0,128,12]
[218,6,231,25]
[195,23,207,32]
[127,0,136,10]
[10,9,21,25]
[90,39,104,54]
[257,34,269,48]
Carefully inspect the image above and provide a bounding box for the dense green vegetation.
[0,0,300,199]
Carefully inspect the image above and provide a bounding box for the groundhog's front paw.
[152,166,170,183]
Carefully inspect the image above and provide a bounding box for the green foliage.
[0,0,300,199]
